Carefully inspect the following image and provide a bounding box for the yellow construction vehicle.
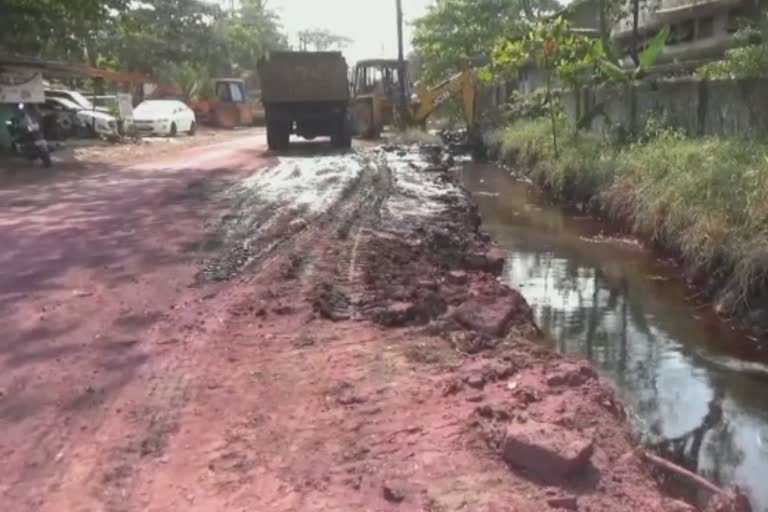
[350,59,477,139]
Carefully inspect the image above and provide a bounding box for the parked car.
[133,100,196,137]
[40,96,119,139]
[45,89,110,113]
[39,97,86,140]
[77,108,119,139]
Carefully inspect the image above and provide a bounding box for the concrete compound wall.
[562,77,768,138]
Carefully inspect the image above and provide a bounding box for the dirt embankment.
[156,144,744,511]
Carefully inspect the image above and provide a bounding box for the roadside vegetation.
[490,118,768,315]
[697,9,768,79]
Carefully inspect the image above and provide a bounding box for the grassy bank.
[489,118,768,320]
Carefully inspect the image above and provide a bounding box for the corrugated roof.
[0,54,152,83]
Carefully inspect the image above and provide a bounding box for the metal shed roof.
[0,54,152,83]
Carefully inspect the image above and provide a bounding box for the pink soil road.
[0,134,272,511]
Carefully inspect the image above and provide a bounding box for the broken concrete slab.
[547,495,579,510]
[382,482,406,503]
[374,301,415,327]
[446,269,469,285]
[546,362,598,388]
[499,421,595,478]
[463,246,507,274]
[454,291,529,337]
[466,374,486,389]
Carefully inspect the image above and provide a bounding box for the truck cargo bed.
[258,52,349,104]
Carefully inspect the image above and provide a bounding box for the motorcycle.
[5,106,52,168]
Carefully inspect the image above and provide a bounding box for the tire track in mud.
[302,158,394,321]
[195,153,375,283]
[196,151,395,322]
[268,145,474,332]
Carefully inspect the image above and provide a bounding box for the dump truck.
[257,51,352,150]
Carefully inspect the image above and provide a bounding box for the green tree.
[493,17,607,155]
[297,28,352,51]
[208,0,288,76]
[0,0,129,62]
[493,16,670,149]
[97,0,226,75]
[411,0,561,83]
[697,8,768,79]
[2,0,288,83]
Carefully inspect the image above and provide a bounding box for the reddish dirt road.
[0,138,729,512]
[0,133,272,511]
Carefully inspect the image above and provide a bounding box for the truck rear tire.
[267,121,289,150]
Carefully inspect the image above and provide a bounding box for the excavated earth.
[1,141,748,511]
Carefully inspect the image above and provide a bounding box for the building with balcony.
[611,0,761,66]
[514,0,763,99]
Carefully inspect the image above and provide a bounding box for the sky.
[268,0,434,64]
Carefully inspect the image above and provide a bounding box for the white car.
[46,89,110,113]
[43,96,118,138]
[133,100,196,137]
[78,109,119,138]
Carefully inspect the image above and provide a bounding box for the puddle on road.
[461,162,768,511]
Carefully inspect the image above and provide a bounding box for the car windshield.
[49,90,95,110]
[50,98,81,111]
[68,91,95,110]
[134,101,177,117]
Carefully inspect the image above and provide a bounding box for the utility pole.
[396,0,408,130]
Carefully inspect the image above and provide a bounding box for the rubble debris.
[373,301,416,327]
[454,290,531,337]
[382,483,406,503]
[463,246,507,274]
[487,422,595,479]
[546,495,579,510]
[311,282,351,321]
[546,362,598,387]
[466,374,486,390]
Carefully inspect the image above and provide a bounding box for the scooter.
[5,106,52,168]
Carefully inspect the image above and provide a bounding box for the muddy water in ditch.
[461,162,768,511]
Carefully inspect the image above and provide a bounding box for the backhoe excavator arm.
[411,69,477,129]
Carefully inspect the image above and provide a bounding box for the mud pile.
[357,146,534,340]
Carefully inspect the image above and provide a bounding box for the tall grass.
[492,119,768,313]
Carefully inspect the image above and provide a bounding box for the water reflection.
[462,163,768,511]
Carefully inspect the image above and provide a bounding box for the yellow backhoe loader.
[350,59,478,140]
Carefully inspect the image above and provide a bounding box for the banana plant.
[599,26,671,83]
[576,26,670,130]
